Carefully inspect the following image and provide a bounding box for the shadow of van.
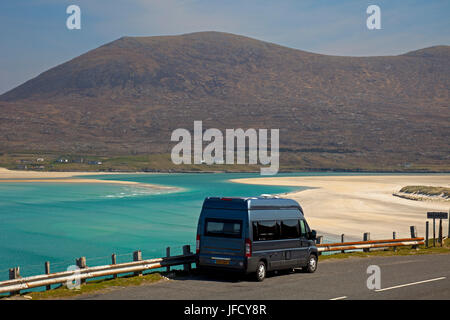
[168,267,301,283]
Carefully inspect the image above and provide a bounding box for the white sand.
[231,175,450,240]
[0,168,174,190]
[0,167,112,179]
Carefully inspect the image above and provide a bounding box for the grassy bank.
[9,272,166,300]
[399,186,450,198]
[319,238,450,261]
[1,152,449,173]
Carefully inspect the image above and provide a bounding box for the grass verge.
[399,185,450,198]
[2,152,450,173]
[4,272,166,300]
[319,238,450,261]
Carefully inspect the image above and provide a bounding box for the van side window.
[299,220,307,237]
[304,220,311,234]
[252,222,258,241]
[252,220,279,241]
[280,219,300,239]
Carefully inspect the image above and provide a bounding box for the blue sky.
[1,0,449,94]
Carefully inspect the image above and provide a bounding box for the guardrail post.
[9,267,20,296]
[393,232,397,252]
[76,257,87,284]
[182,245,192,272]
[316,236,323,244]
[448,209,450,238]
[166,247,171,272]
[433,218,436,247]
[133,250,143,276]
[111,254,117,279]
[410,226,418,249]
[45,261,51,290]
[425,221,429,248]
[438,219,443,247]
[341,234,345,253]
[410,225,417,238]
[363,233,370,252]
[316,236,323,255]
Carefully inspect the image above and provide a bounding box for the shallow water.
[0,172,305,280]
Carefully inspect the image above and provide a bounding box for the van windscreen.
[204,218,242,238]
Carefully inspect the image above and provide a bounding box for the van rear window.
[205,218,242,238]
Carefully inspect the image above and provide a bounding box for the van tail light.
[196,234,200,254]
[245,238,252,257]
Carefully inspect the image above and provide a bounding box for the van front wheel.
[255,261,266,282]
[304,254,318,273]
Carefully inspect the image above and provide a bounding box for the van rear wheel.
[255,261,266,282]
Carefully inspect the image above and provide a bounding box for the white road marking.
[375,277,446,292]
[329,296,347,300]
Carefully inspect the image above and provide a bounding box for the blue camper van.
[196,196,318,281]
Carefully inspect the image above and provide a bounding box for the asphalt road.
[77,253,450,300]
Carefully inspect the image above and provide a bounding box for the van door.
[280,219,304,268]
[298,219,310,265]
[252,220,284,270]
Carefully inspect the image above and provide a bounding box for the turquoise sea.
[0,172,308,282]
[0,171,432,283]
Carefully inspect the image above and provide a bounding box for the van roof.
[203,196,303,213]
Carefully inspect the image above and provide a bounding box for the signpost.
[427,212,448,247]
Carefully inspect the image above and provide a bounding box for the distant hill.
[0,32,449,170]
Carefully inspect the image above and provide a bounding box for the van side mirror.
[309,230,317,240]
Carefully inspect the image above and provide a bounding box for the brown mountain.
[0,32,449,170]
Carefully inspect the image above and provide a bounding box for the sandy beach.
[0,168,174,190]
[232,175,450,241]
[0,167,113,179]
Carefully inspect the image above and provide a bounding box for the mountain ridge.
[2,32,448,102]
[0,32,448,170]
